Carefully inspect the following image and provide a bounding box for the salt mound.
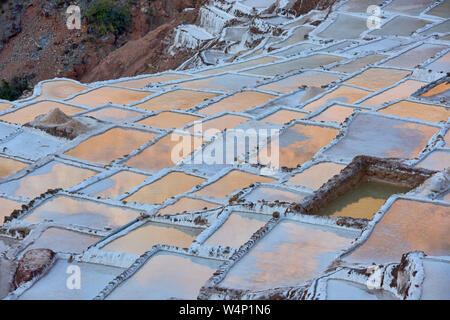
[25,108,90,140]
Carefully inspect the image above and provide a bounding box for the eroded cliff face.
[0,0,201,88]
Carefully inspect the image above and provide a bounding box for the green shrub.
[86,0,132,36]
[0,76,30,101]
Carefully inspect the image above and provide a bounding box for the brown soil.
[13,248,55,288]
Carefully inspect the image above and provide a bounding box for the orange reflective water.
[303,85,372,112]
[361,80,427,107]
[114,74,192,89]
[416,150,450,171]
[82,107,142,123]
[310,105,356,123]
[378,100,450,122]
[186,114,249,134]
[125,172,205,205]
[344,68,411,91]
[158,197,219,216]
[0,156,28,179]
[133,90,218,111]
[0,197,23,226]
[32,80,88,101]
[259,71,341,93]
[260,109,308,125]
[65,128,156,165]
[89,171,149,199]
[67,86,152,107]
[286,162,346,190]
[137,112,201,129]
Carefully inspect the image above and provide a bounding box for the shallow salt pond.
[256,124,338,168]
[114,73,192,89]
[317,181,410,219]
[381,44,447,69]
[102,221,203,255]
[344,199,450,264]
[360,80,428,107]
[330,54,387,73]
[24,196,140,230]
[0,101,85,125]
[426,0,450,18]
[326,279,397,300]
[285,162,346,190]
[0,197,23,226]
[244,186,305,203]
[310,104,357,123]
[65,128,156,165]
[170,73,263,91]
[244,54,344,77]
[157,197,220,216]
[195,170,275,200]
[258,70,341,93]
[218,219,357,291]
[302,85,372,112]
[272,43,320,58]
[132,89,218,111]
[316,14,368,40]
[81,107,142,123]
[378,100,449,123]
[196,56,280,75]
[19,259,124,300]
[106,252,222,300]
[415,150,450,171]
[0,156,28,179]
[260,109,308,124]
[124,134,204,172]
[424,52,450,73]
[344,68,411,91]
[80,170,149,199]
[198,91,276,116]
[270,26,314,49]
[0,102,12,111]
[0,161,97,199]
[420,82,449,100]
[137,111,201,129]
[67,86,152,107]
[369,16,433,37]
[124,172,205,205]
[421,259,450,300]
[31,80,88,101]
[383,0,436,15]
[186,114,249,135]
[204,211,271,248]
[324,113,439,160]
[28,227,99,254]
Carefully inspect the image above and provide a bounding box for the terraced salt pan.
[195,170,275,200]
[0,102,11,111]
[310,104,357,123]
[65,128,156,165]
[199,91,276,116]
[425,0,450,18]
[124,172,205,205]
[186,114,249,135]
[260,109,308,124]
[0,197,23,226]
[28,227,99,254]
[383,0,437,15]
[324,113,439,160]
[244,186,305,203]
[344,199,450,264]
[113,73,192,89]
[0,161,97,199]
[326,279,397,300]
[157,197,219,216]
[204,211,271,248]
[137,112,201,129]
[258,71,341,93]
[218,219,357,291]
[286,162,346,190]
[256,123,338,169]
[81,107,142,123]
[420,20,450,36]
[0,101,85,125]
[272,43,320,58]
[67,86,153,107]
[369,16,433,37]
[420,81,449,100]
[270,26,314,49]
[107,252,222,300]
[132,89,218,111]
[344,68,411,91]
[302,85,372,112]
[244,54,344,77]
[421,259,450,300]
[316,181,410,219]
[170,73,263,91]
[346,39,406,55]
[24,196,140,230]
[382,44,447,69]
[102,222,202,255]
[31,80,88,101]
[424,52,450,73]
[378,100,449,123]
[0,156,28,179]
[339,0,384,12]
[331,54,388,73]
[80,171,148,199]
[416,150,450,171]
[360,80,428,107]
[19,259,123,300]
[196,56,280,75]
[316,14,368,40]
[124,134,204,172]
